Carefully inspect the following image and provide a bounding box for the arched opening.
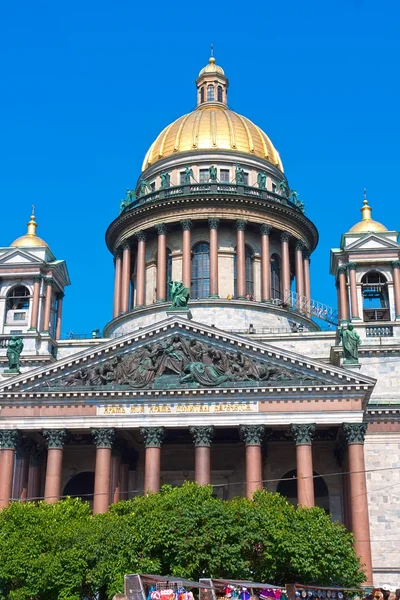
[271,254,282,300]
[5,285,30,324]
[217,85,223,102]
[361,271,390,321]
[191,242,210,299]
[277,469,330,513]
[234,245,254,298]
[166,248,172,301]
[207,84,215,102]
[200,86,205,103]
[63,471,95,505]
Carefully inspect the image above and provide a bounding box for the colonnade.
[113,219,312,318]
[0,422,373,582]
[29,275,64,339]
[337,260,400,322]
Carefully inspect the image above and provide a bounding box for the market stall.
[199,578,287,600]
[124,574,213,600]
[285,583,363,600]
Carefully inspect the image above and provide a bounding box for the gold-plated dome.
[349,193,388,234]
[199,56,225,76]
[11,209,49,248]
[142,104,283,171]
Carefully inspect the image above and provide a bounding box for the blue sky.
[1,0,399,335]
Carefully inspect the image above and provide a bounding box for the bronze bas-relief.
[50,335,318,390]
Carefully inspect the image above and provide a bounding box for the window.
[234,245,254,298]
[10,330,23,334]
[6,286,30,310]
[243,172,249,185]
[150,182,156,191]
[361,271,390,322]
[217,85,223,102]
[277,469,330,513]
[166,248,172,301]
[199,169,209,183]
[220,169,230,182]
[272,183,276,192]
[180,171,186,185]
[271,253,281,300]
[207,85,215,102]
[200,87,205,103]
[191,242,210,299]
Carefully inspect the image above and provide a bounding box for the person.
[340,323,361,363]
[112,594,128,600]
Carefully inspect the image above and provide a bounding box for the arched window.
[277,469,330,513]
[166,248,172,301]
[217,85,223,102]
[361,271,390,321]
[207,84,215,102]
[63,471,95,505]
[271,254,281,299]
[6,286,30,310]
[200,87,205,103]
[191,242,210,299]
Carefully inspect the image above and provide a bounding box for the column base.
[155,299,167,304]
[395,315,400,321]
[208,295,220,299]
[261,299,273,304]
[351,317,361,321]
[28,327,38,332]
[237,296,246,300]
[342,362,362,370]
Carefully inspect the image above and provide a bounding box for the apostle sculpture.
[340,323,361,364]
[168,280,190,309]
[6,336,24,373]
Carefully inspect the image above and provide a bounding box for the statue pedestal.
[342,361,361,371]
[1,371,20,379]
[166,309,192,320]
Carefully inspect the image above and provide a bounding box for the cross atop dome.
[196,51,229,106]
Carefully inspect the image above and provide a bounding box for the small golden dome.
[11,209,49,248]
[349,193,388,234]
[142,104,283,171]
[199,56,225,76]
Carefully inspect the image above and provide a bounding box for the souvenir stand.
[285,584,363,600]
[124,574,213,600]
[199,578,287,600]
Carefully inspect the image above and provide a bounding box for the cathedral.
[0,55,399,588]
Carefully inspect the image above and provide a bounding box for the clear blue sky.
[1,0,399,335]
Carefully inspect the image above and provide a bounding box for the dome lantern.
[196,50,229,106]
[11,207,49,248]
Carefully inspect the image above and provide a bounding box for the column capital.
[208,218,220,230]
[343,423,367,445]
[92,428,115,449]
[295,240,305,251]
[302,247,311,260]
[280,231,291,243]
[0,429,20,450]
[180,219,193,231]
[239,424,265,446]
[338,265,347,276]
[122,242,131,251]
[235,219,248,231]
[190,426,214,447]
[392,260,400,269]
[33,275,42,284]
[140,426,165,448]
[155,223,167,235]
[42,429,68,449]
[136,231,147,242]
[348,262,357,271]
[260,224,272,236]
[114,248,122,259]
[290,423,316,445]
[44,277,54,287]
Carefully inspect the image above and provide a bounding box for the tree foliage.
[0,484,365,600]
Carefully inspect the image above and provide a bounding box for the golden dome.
[142,104,284,171]
[349,194,388,234]
[11,210,49,248]
[199,56,225,76]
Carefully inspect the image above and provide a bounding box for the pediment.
[48,260,71,286]
[345,233,400,251]
[0,248,43,266]
[0,317,376,398]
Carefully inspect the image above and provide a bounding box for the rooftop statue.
[257,171,267,189]
[340,323,361,364]
[276,180,288,196]
[119,188,136,214]
[168,280,190,309]
[139,180,152,196]
[235,165,245,184]
[181,166,194,184]
[209,165,217,182]
[160,171,171,189]
[6,336,24,373]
